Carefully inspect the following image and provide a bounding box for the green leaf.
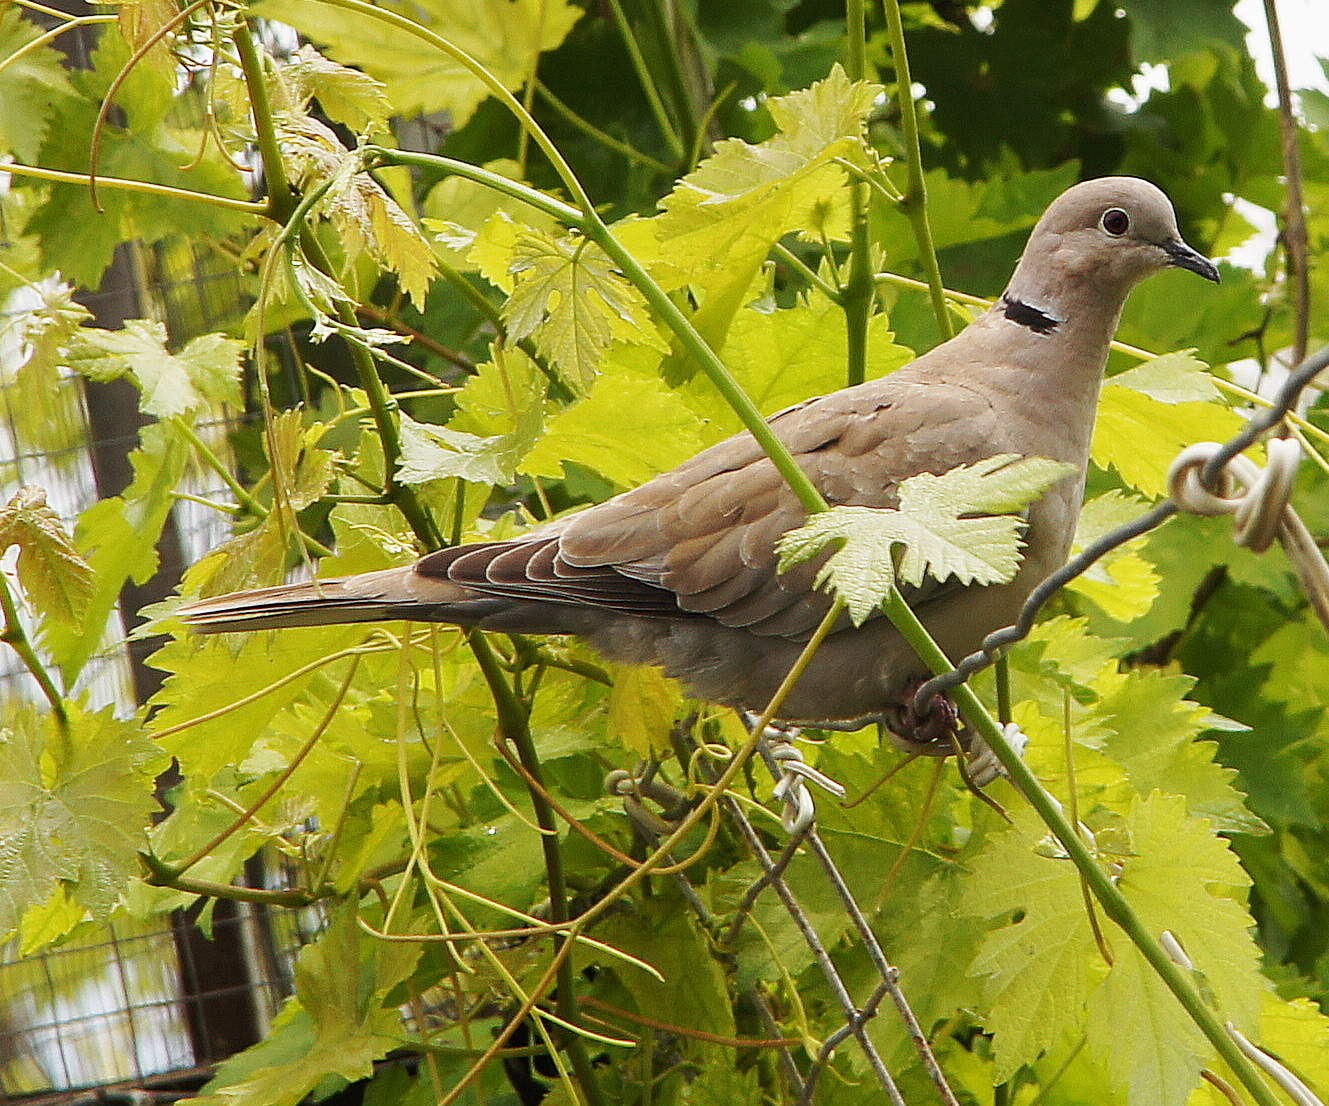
[398,409,529,486]
[257,0,582,126]
[965,793,1264,1096]
[960,808,1098,1082]
[41,422,190,681]
[1066,491,1160,623]
[424,159,560,272]
[595,896,736,1038]
[191,908,418,1106]
[0,703,164,944]
[282,116,438,309]
[65,319,244,420]
[502,226,665,391]
[283,43,392,132]
[0,8,76,161]
[605,664,685,757]
[6,283,92,455]
[24,34,249,287]
[682,294,913,438]
[1117,0,1247,63]
[1106,351,1221,404]
[1092,383,1244,498]
[777,454,1078,625]
[1086,794,1265,1104]
[148,622,372,783]
[654,64,882,261]
[520,364,707,488]
[638,64,883,359]
[1087,944,1207,1106]
[0,485,94,625]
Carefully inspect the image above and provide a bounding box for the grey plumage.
[180,177,1219,725]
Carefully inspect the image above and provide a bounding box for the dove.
[179,177,1218,744]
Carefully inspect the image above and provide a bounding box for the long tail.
[177,566,501,633]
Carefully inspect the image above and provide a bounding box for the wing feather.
[409,375,997,639]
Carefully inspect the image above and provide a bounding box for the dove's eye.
[1100,208,1130,236]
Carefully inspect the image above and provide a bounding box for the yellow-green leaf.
[0,703,164,944]
[0,485,94,625]
[778,455,1078,625]
[606,663,685,757]
[503,227,666,391]
[257,0,581,127]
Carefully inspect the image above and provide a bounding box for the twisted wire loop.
[605,766,686,837]
[1168,437,1300,551]
[1169,438,1329,629]
[914,343,1329,715]
[762,729,847,835]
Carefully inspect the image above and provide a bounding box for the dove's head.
[1003,177,1219,327]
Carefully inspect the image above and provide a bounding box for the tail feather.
[178,566,485,633]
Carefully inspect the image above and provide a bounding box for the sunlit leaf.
[0,485,94,625]
[778,454,1077,625]
[0,703,164,944]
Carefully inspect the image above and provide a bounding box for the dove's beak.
[1163,238,1221,283]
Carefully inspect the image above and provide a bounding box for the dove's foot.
[963,722,1030,788]
[884,681,960,757]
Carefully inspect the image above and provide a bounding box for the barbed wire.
[915,343,1329,714]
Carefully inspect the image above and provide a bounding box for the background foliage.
[2,0,1328,1103]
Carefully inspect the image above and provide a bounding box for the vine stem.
[640,0,698,159]
[604,0,685,161]
[0,161,267,214]
[1260,0,1310,365]
[842,0,873,386]
[879,590,1283,1106]
[235,25,442,549]
[880,0,952,340]
[0,571,68,730]
[469,630,608,1106]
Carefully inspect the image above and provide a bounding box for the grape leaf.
[1106,351,1221,404]
[148,622,371,783]
[0,8,76,161]
[1086,794,1265,1104]
[283,44,392,132]
[7,283,92,454]
[960,808,1099,1082]
[256,0,582,126]
[0,485,94,625]
[282,116,438,309]
[965,793,1264,1096]
[1088,943,1208,1106]
[502,226,665,391]
[639,65,883,361]
[424,160,560,272]
[1095,669,1264,834]
[605,663,685,757]
[398,410,532,487]
[0,703,164,944]
[1067,490,1160,623]
[653,64,882,267]
[777,455,1078,625]
[25,34,248,287]
[190,908,418,1106]
[521,365,706,488]
[1092,385,1244,497]
[41,422,190,681]
[65,319,243,420]
[681,294,913,438]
